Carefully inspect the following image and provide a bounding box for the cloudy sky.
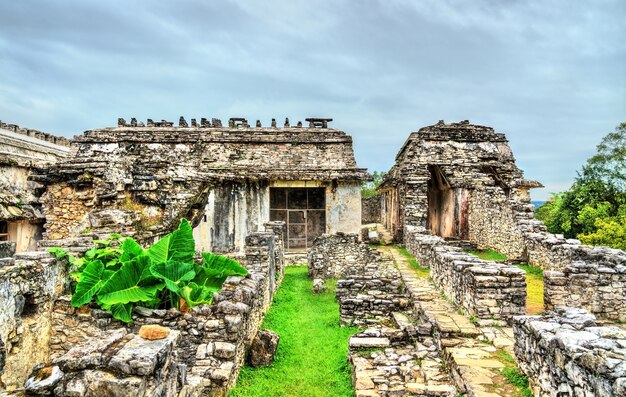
[1,1,624,200]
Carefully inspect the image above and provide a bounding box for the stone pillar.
[245,232,276,299]
[264,221,285,287]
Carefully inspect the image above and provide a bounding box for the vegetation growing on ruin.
[232,266,358,397]
[361,170,386,198]
[394,245,430,278]
[48,219,248,322]
[518,264,544,315]
[536,121,626,250]
[495,349,533,397]
[467,249,508,261]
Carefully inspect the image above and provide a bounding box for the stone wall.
[336,251,410,327]
[25,328,182,397]
[0,120,71,149]
[361,195,381,224]
[513,307,626,397]
[0,251,69,392]
[307,233,373,279]
[544,257,626,322]
[467,187,531,261]
[48,231,281,396]
[405,227,526,323]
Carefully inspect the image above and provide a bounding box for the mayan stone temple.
[0,117,624,397]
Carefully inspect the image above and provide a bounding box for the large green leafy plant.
[49,219,248,322]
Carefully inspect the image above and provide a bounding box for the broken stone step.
[349,337,390,348]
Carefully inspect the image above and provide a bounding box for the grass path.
[230,266,358,397]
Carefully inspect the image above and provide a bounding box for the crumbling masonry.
[0,117,624,397]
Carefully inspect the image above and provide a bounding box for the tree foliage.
[536,122,626,249]
[361,170,386,198]
[49,218,248,322]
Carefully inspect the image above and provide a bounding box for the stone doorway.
[269,188,326,251]
[427,165,469,239]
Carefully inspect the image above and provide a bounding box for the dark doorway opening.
[427,166,469,239]
[270,188,326,251]
[0,221,7,241]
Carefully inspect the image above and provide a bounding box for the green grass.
[466,249,508,261]
[230,267,359,397]
[517,264,544,315]
[494,350,533,397]
[394,245,430,278]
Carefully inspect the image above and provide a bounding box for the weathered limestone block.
[312,278,326,294]
[513,307,626,397]
[248,329,279,367]
[26,328,182,397]
[0,251,68,392]
[361,195,381,224]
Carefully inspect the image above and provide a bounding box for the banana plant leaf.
[111,303,133,323]
[97,255,164,305]
[192,253,248,288]
[119,237,145,263]
[71,259,115,307]
[150,260,196,294]
[147,218,195,265]
[180,282,219,308]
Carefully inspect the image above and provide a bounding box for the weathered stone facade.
[36,117,369,253]
[405,227,526,323]
[379,120,541,245]
[513,307,626,397]
[0,121,70,252]
[0,250,69,391]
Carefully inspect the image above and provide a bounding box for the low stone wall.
[361,195,381,224]
[513,307,626,397]
[308,233,375,279]
[49,231,280,396]
[544,259,626,322]
[405,227,526,323]
[336,249,410,327]
[468,185,626,321]
[27,328,182,397]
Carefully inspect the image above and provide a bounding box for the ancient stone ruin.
[0,122,70,254]
[0,117,624,396]
[35,117,368,254]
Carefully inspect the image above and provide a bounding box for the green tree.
[536,122,626,249]
[361,170,386,198]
